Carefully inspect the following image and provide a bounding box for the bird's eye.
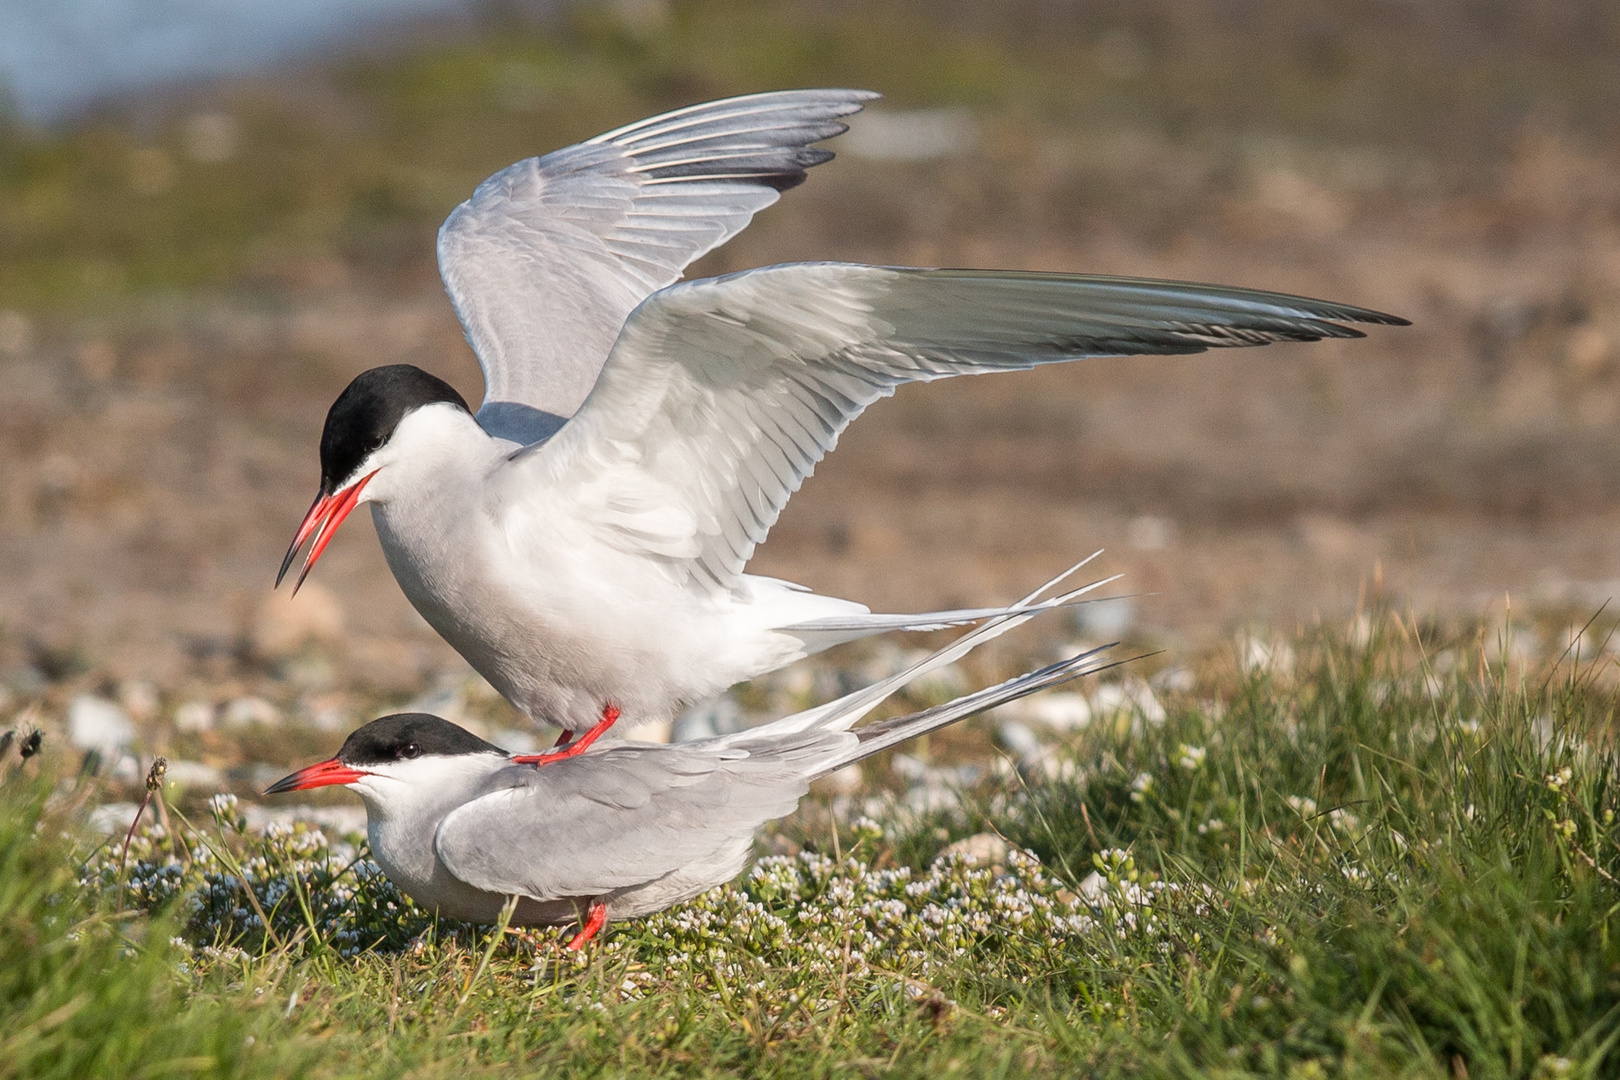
[367,435,385,452]
[399,743,421,759]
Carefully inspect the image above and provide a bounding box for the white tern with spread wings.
[275,89,1407,744]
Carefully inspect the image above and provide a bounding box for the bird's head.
[264,712,509,814]
[277,364,471,592]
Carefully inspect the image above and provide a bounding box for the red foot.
[551,729,575,749]
[565,900,607,950]
[513,705,621,766]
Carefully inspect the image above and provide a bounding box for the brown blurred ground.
[2,0,1619,692]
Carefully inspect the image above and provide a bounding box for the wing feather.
[434,734,849,900]
[510,262,1405,592]
[438,90,877,445]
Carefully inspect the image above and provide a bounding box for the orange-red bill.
[264,757,367,795]
[276,489,330,587]
[275,471,378,594]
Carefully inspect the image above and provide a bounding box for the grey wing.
[433,732,851,901]
[436,89,877,445]
[522,262,1408,591]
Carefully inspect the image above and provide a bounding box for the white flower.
[1327,808,1360,833]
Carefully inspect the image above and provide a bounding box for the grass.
[6,611,1620,1077]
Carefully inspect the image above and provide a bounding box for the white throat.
[352,403,504,507]
[350,752,510,894]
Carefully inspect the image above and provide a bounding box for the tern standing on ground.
[267,588,1114,947]
[277,89,1406,750]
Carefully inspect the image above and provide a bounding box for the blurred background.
[2,0,1619,717]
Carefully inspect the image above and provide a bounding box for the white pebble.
[68,694,135,757]
[164,759,224,789]
[1026,691,1093,731]
[222,697,280,728]
[173,701,215,732]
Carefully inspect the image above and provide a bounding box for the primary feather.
[519,262,1407,593]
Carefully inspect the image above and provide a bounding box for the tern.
[266,582,1117,947]
[275,88,1407,750]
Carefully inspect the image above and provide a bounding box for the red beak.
[264,757,367,795]
[275,471,378,594]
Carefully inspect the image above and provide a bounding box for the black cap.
[337,713,505,766]
[320,365,469,491]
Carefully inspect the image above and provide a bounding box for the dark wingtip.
[763,171,810,193]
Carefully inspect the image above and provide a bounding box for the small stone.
[222,697,280,728]
[173,700,215,732]
[1025,691,1092,731]
[891,754,980,787]
[995,718,1041,759]
[163,759,224,789]
[939,832,1011,866]
[817,763,864,795]
[299,694,352,731]
[1152,666,1196,693]
[68,694,135,758]
[88,802,143,834]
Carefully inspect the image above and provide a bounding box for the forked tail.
[749,554,1116,741]
[777,554,1129,654]
[814,645,1121,779]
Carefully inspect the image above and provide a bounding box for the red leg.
[513,705,621,766]
[565,900,607,950]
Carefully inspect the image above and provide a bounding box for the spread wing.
[436,89,877,446]
[514,262,1408,592]
[434,731,850,901]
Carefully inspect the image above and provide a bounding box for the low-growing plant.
[14,614,1620,1076]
